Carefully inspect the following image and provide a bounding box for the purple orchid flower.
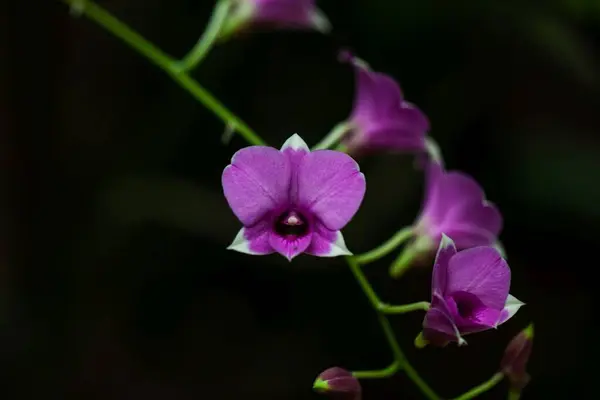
[414,159,502,250]
[339,52,429,154]
[419,235,524,347]
[222,134,366,261]
[222,0,331,37]
[390,159,503,277]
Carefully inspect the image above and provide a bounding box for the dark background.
[2,0,598,398]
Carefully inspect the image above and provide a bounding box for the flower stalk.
[61,0,265,146]
[174,0,233,73]
[451,373,505,400]
[355,226,414,264]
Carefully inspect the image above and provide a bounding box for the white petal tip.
[227,228,258,255]
[281,133,309,152]
[311,9,332,33]
[320,231,353,257]
[439,233,455,248]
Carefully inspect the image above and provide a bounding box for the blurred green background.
[2,0,599,398]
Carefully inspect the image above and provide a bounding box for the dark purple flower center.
[274,210,309,237]
[451,291,484,319]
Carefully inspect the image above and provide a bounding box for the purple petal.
[253,0,330,32]
[227,222,273,255]
[441,200,502,247]
[305,223,352,257]
[431,234,456,295]
[446,246,510,310]
[222,146,291,226]
[350,66,404,123]
[446,291,504,333]
[421,167,486,225]
[297,150,365,231]
[268,231,312,261]
[423,293,466,346]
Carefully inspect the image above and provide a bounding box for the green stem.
[388,240,424,278]
[404,362,441,400]
[352,359,401,379]
[345,256,440,400]
[452,373,504,400]
[61,0,265,146]
[174,0,232,72]
[380,301,430,314]
[312,122,352,150]
[355,226,414,265]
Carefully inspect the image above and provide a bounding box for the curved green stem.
[355,226,414,265]
[388,241,424,278]
[452,373,504,400]
[379,301,429,314]
[352,359,401,379]
[345,257,440,400]
[61,0,265,146]
[175,0,232,72]
[312,122,352,150]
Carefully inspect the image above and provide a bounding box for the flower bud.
[313,367,361,399]
[500,324,534,391]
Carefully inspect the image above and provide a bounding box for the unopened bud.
[500,323,534,391]
[313,367,361,399]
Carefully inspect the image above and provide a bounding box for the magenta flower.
[222,134,366,261]
[313,367,361,399]
[340,53,429,154]
[414,159,502,250]
[418,235,524,347]
[222,0,331,36]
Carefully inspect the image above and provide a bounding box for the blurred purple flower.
[222,134,365,261]
[313,367,361,399]
[419,235,524,346]
[339,52,429,154]
[415,159,502,250]
[501,324,534,390]
[222,0,331,36]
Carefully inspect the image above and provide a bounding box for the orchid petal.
[222,146,290,226]
[423,293,467,346]
[268,232,312,261]
[351,66,404,122]
[227,222,273,255]
[431,234,457,295]
[446,246,510,310]
[297,150,365,231]
[306,224,352,257]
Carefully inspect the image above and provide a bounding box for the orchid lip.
[274,210,310,238]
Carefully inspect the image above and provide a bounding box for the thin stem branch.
[312,122,351,150]
[355,226,414,265]
[61,0,265,146]
[345,256,440,400]
[452,373,505,400]
[175,0,232,72]
[379,301,430,314]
